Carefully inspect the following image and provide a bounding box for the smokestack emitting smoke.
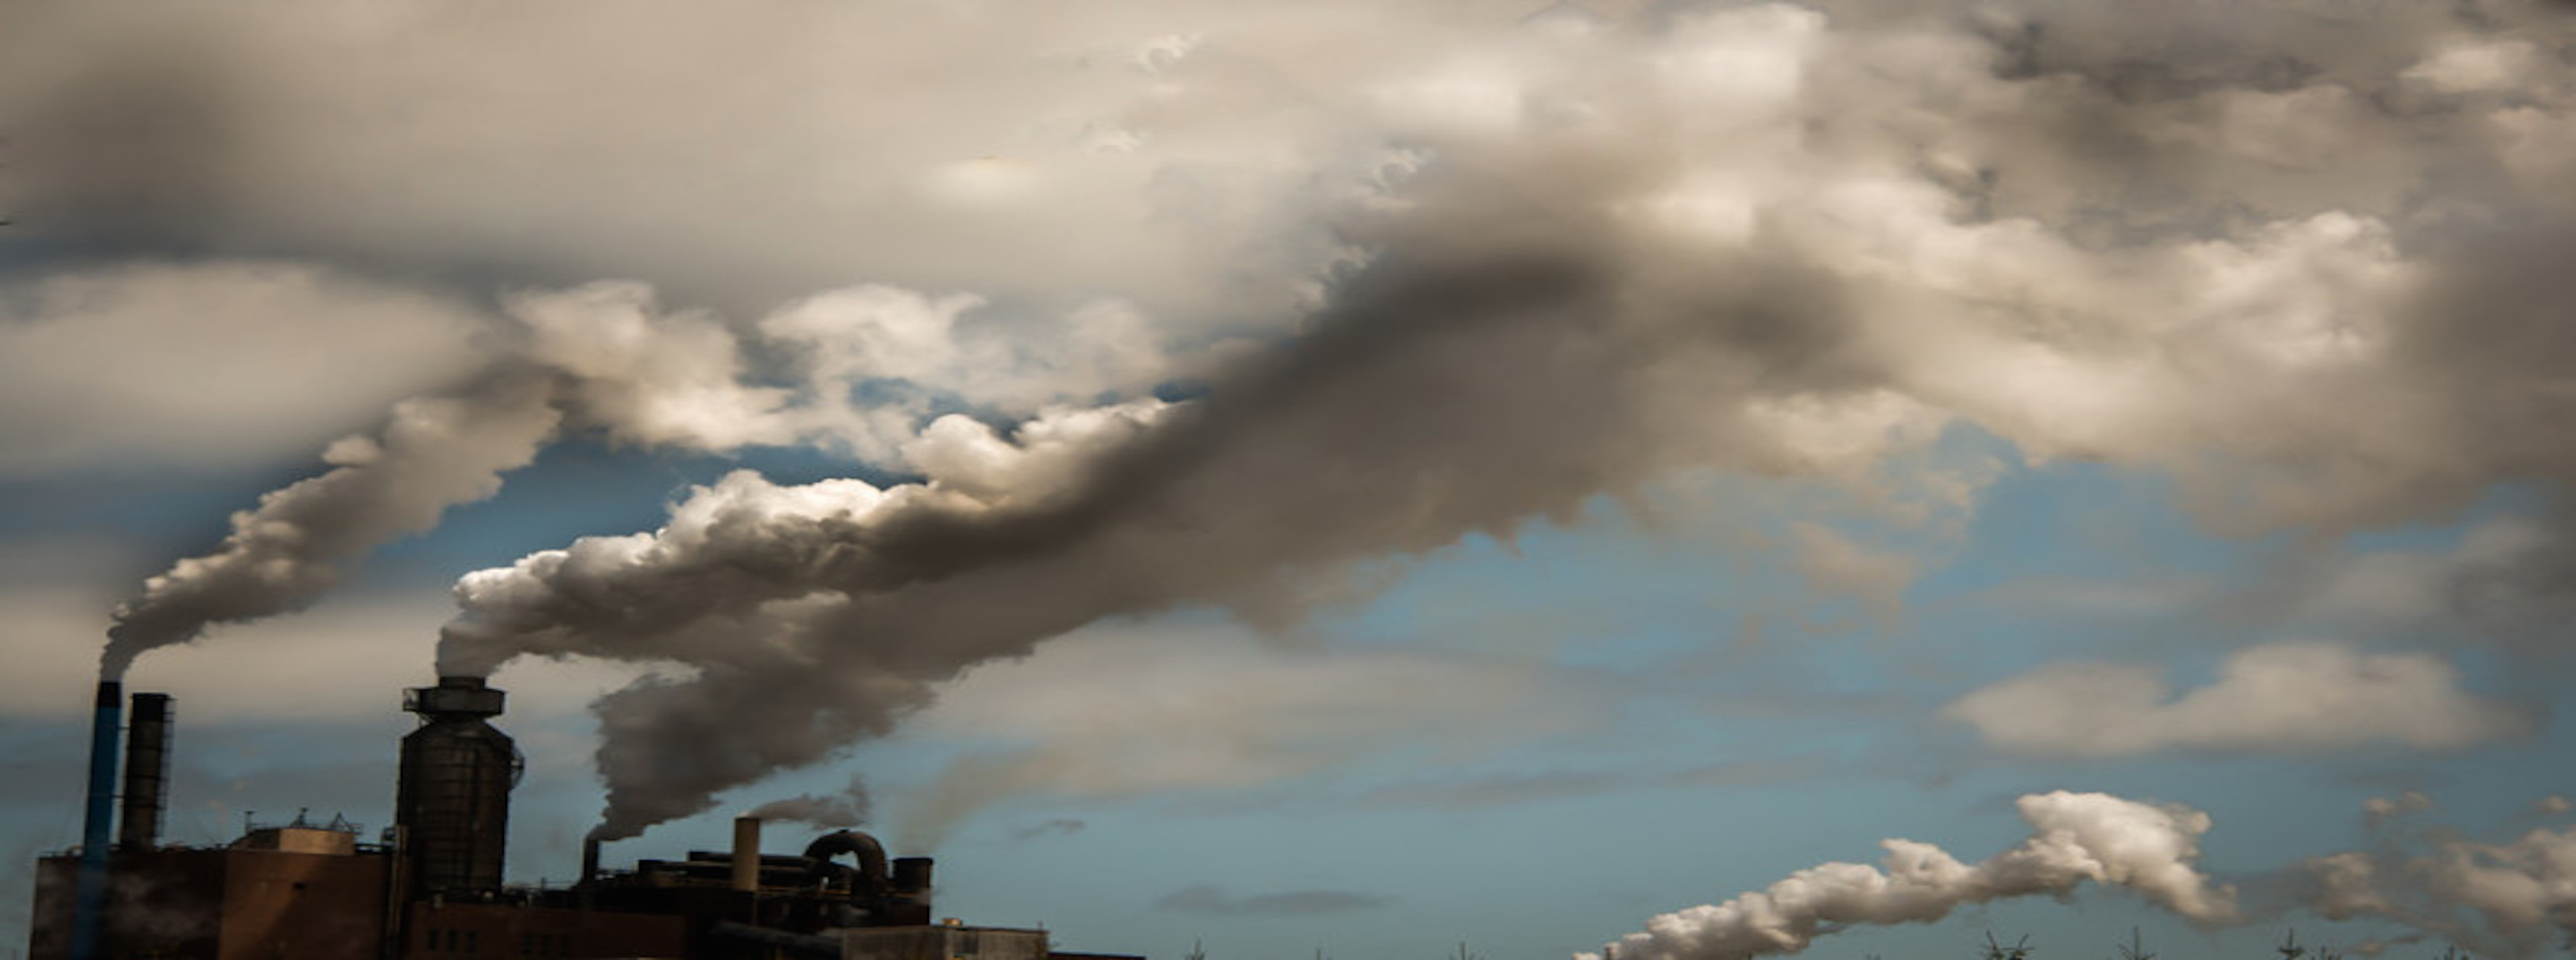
[101,376,564,680]
[1583,792,2238,960]
[75,0,2576,855]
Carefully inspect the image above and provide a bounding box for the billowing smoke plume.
[1582,791,2237,960]
[54,0,2576,850]
[417,0,2576,841]
[103,373,564,679]
[744,775,873,830]
[448,240,1780,839]
[101,277,1168,678]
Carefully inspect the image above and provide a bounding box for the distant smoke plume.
[743,775,872,829]
[1596,792,2576,960]
[2304,818,2576,958]
[1584,792,2240,960]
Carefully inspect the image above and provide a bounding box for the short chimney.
[731,817,761,893]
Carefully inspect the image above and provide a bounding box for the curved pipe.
[801,830,889,892]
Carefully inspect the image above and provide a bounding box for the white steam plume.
[1584,791,2239,960]
[744,774,873,830]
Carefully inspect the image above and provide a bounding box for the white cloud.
[894,622,1615,842]
[0,262,486,474]
[1942,643,2535,757]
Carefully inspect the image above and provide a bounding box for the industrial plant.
[25,676,1141,960]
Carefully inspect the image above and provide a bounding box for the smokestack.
[732,817,761,893]
[893,856,933,895]
[395,675,515,895]
[71,679,122,960]
[581,837,601,888]
[118,693,171,852]
[890,856,935,925]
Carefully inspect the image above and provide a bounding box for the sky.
[2,0,2575,958]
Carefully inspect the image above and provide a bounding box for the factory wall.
[844,925,1050,960]
[22,676,1134,960]
[30,842,389,960]
[402,901,687,959]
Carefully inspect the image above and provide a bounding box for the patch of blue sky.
[357,439,910,588]
[1316,504,1802,670]
[0,464,290,547]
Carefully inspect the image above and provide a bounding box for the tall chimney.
[731,817,761,893]
[118,693,172,851]
[395,676,515,894]
[580,837,601,888]
[70,679,123,960]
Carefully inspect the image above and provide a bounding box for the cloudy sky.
[4,0,2576,958]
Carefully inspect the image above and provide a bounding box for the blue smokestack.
[71,679,122,960]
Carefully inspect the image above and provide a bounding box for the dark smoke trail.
[440,158,1896,838]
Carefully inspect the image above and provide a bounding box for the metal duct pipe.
[118,693,171,851]
[802,830,892,896]
[70,679,123,960]
[732,817,761,893]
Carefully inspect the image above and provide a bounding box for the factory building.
[26,676,1139,960]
